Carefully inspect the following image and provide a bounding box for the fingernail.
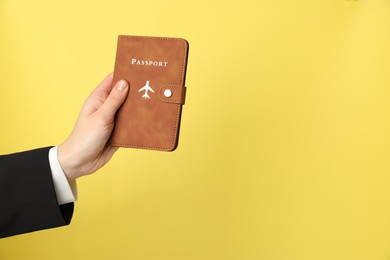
[116,80,128,91]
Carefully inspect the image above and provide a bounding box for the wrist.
[57,142,80,181]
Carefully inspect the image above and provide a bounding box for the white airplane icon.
[138,80,154,99]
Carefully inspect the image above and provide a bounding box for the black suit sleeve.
[0,147,74,238]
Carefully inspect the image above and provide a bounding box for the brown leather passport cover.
[109,35,189,151]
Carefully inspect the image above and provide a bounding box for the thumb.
[98,79,129,121]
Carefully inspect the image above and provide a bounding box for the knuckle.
[95,113,110,126]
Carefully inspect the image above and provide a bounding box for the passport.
[109,35,189,151]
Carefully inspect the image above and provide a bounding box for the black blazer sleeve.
[0,147,74,238]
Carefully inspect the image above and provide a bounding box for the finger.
[79,73,115,117]
[98,79,129,121]
[95,72,114,94]
[89,146,119,174]
[88,72,114,100]
[105,146,119,161]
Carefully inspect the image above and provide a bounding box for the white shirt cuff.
[48,146,78,205]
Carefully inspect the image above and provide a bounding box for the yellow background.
[1,0,390,259]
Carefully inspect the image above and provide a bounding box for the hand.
[58,73,129,181]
